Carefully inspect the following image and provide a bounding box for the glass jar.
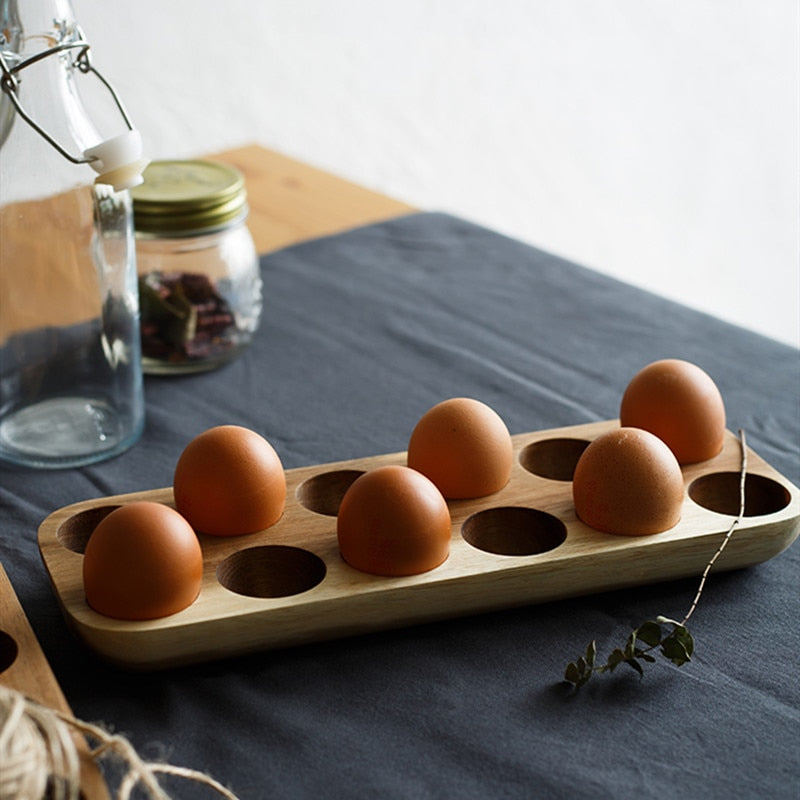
[131,160,262,374]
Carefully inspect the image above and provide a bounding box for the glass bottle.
[0,0,147,468]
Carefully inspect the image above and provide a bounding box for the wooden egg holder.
[38,419,799,670]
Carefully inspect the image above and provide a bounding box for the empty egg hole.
[217,545,326,598]
[689,472,791,517]
[296,469,365,516]
[462,506,567,556]
[0,630,18,673]
[519,438,590,481]
[56,505,120,554]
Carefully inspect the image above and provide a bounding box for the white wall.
[75,0,799,346]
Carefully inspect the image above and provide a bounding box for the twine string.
[0,684,240,800]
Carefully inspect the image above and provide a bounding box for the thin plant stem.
[564,428,750,688]
[680,429,747,626]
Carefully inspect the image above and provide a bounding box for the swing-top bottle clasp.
[0,24,147,191]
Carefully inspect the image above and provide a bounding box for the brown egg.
[572,428,684,536]
[407,397,513,499]
[619,359,726,464]
[337,465,451,576]
[83,502,203,620]
[174,425,286,536]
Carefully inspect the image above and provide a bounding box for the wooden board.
[0,564,109,798]
[38,420,799,670]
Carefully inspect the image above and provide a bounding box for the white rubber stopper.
[83,130,149,191]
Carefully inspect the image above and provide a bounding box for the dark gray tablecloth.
[1,212,798,799]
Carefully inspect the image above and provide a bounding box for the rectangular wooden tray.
[0,564,109,797]
[38,420,799,670]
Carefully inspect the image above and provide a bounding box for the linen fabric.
[1,212,798,799]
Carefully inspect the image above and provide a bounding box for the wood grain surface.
[0,564,109,798]
[209,144,416,254]
[1,144,414,336]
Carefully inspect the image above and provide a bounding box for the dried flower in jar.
[139,272,237,364]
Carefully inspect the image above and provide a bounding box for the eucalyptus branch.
[564,429,747,690]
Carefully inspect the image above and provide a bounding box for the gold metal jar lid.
[131,160,248,235]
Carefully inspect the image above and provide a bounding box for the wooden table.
[209,144,415,254]
[0,144,414,337]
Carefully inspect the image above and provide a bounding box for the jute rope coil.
[0,684,240,800]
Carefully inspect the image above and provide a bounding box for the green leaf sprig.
[564,429,747,690]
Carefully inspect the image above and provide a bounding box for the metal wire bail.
[0,24,134,165]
